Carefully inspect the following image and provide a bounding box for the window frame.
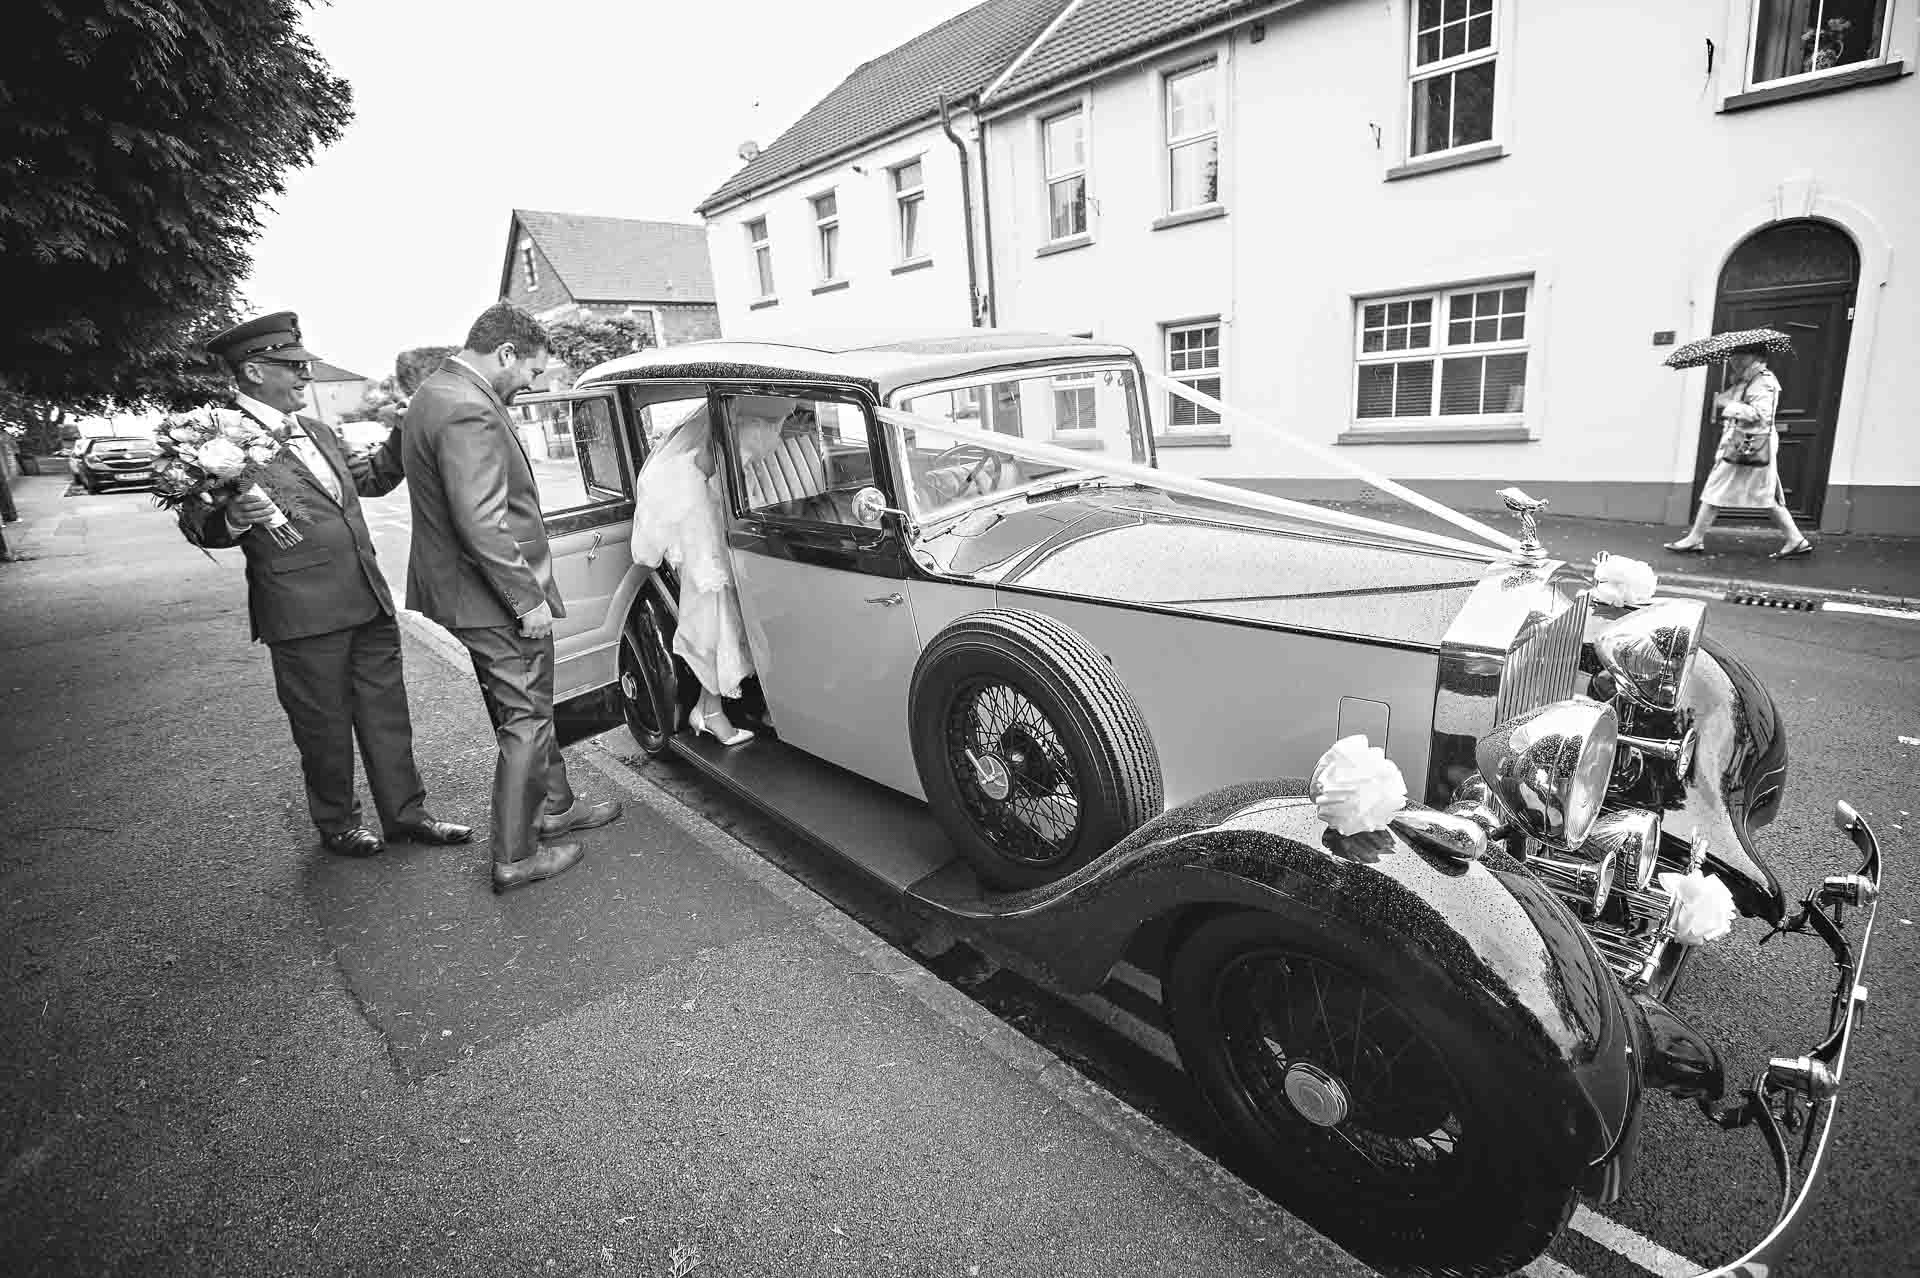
[890,158,928,264]
[1040,103,1091,244]
[520,238,539,291]
[1161,319,1225,436]
[1740,0,1899,91]
[1405,0,1502,162]
[1349,278,1533,430]
[811,190,841,284]
[744,217,775,299]
[515,389,636,535]
[716,386,888,533]
[1163,58,1222,214]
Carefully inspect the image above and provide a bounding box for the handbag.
[1719,428,1773,468]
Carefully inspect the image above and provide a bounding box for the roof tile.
[984,0,1262,107]
[697,0,1073,213]
[512,210,717,304]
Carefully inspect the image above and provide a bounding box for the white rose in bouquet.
[195,436,249,479]
[245,441,278,465]
[1592,553,1658,607]
[1310,735,1408,836]
[1656,868,1737,945]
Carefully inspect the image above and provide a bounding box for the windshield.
[891,362,1149,524]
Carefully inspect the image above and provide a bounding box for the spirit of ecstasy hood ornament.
[1497,487,1548,565]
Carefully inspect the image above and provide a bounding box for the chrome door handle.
[865,593,905,607]
[585,531,603,563]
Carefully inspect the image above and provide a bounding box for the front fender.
[1672,636,1790,923]
[916,778,1639,1163]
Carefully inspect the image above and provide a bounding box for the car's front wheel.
[1166,908,1580,1277]
[909,609,1161,892]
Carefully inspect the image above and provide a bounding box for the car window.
[720,392,876,527]
[511,394,630,517]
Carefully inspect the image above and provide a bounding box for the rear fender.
[929,778,1638,1161]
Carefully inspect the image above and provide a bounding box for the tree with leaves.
[545,315,657,387]
[0,1,353,414]
[395,347,459,396]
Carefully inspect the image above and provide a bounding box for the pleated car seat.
[742,430,829,511]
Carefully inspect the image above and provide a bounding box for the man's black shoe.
[537,799,623,840]
[491,843,583,893]
[385,817,474,845]
[321,827,385,857]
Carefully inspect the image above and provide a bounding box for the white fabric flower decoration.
[194,436,248,479]
[1657,868,1737,945]
[1310,735,1408,836]
[1592,553,1658,607]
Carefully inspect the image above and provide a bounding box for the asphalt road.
[356,487,1920,1277]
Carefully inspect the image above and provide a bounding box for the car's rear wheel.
[909,609,1161,892]
[618,590,679,757]
[1166,908,1580,1277]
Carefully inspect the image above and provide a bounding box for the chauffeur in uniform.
[400,301,620,893]
[186,312,471,858]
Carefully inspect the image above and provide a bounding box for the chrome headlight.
[1583,807,1662,892]
[1592,599,1705,711]
[1473,698,1619,851]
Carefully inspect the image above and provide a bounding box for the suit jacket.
[401,359,564,630]
[187,410,407,645]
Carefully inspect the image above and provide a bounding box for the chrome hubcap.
[620,671,638,699]
[968,750,1013,801]
[1282,1060,1351,1127]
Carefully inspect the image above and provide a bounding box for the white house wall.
[983,0,1919,533]
[705,120,983,341]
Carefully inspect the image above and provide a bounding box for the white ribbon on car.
[875,373,1520,560]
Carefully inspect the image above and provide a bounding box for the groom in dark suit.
[401,302,620,893]
[186,312,471,857]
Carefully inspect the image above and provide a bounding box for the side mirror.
[852,486,907,528]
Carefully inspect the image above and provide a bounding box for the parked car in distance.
[68,436,158,493]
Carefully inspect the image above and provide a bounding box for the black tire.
[618,589,679,757]
[1167,908,1580,1277]
[909,608,1161,891]
[79,473,97,494]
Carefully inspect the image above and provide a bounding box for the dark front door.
[1692,221,1857,525]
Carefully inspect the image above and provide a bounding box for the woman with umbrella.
[1662,328,1814,559]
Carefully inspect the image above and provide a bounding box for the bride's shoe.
[689,704,754,747]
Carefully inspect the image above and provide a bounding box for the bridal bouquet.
[151,408,313,548]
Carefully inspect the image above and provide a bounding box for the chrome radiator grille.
[1493,592,1590,725]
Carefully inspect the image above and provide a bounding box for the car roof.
[573,329,1137,399]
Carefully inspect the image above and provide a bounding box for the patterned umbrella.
[1663,327,1794,369]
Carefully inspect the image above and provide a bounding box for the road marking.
[1521,1257,1586,1278]
[1824,600,1920,621]
[1571,1205,1702,1277]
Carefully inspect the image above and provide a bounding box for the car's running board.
[667,731,963,894]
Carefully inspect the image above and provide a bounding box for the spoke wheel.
[1218,950,1466,1201]
[910,609,1161,892]
[618,594,679,756]
[1168,910,1581,1277]
[945,677,1083,865]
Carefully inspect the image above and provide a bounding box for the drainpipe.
[974,109,999,327]
[938,93,983,328]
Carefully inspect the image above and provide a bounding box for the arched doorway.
[1692,220,1858,525]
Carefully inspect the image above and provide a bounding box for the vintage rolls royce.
[523,332,1879,1277]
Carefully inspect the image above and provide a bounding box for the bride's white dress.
[628,445,755,700]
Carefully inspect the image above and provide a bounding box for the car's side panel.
[730,539,926,796]
[549,516,636,701]
[995,590,1440,808]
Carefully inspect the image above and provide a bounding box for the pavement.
[0,469,1368,1276]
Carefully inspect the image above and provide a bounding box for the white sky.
[242,0,981,381]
